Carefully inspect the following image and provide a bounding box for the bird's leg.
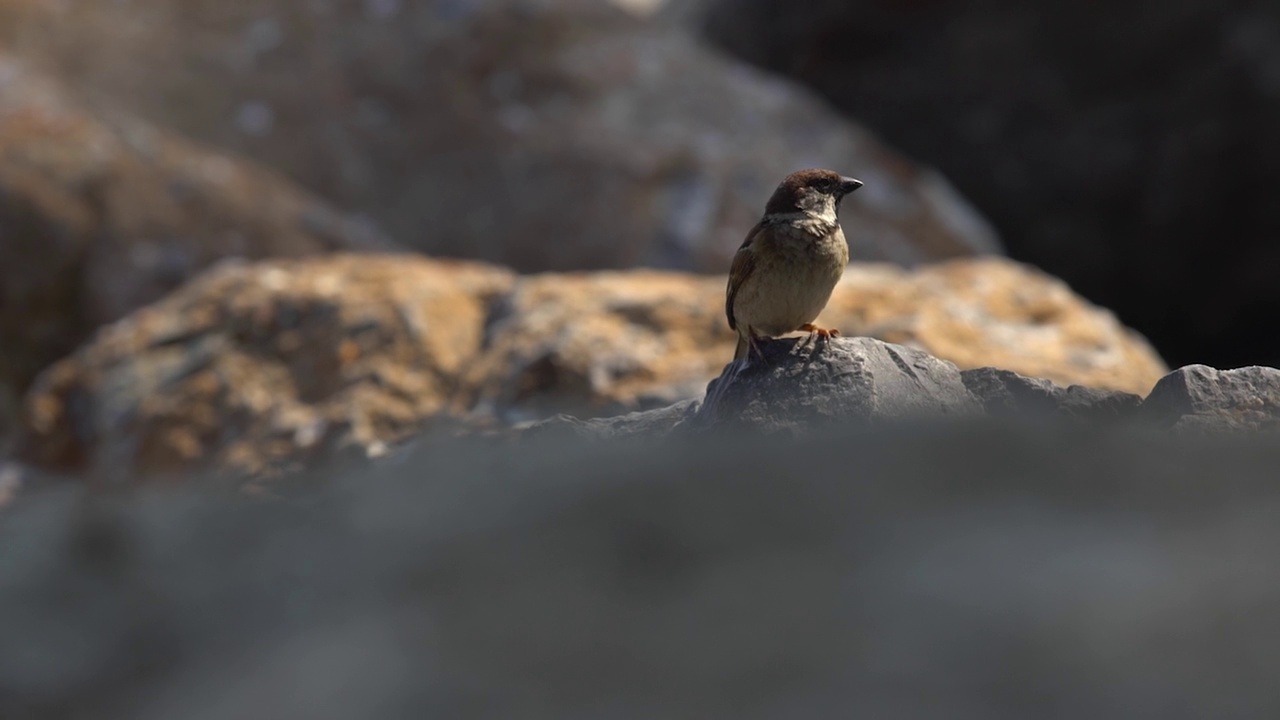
[799,323,840,339]
[747,330,764,362]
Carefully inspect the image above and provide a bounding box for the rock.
[568,351,1276,441]
[0,53,393,402]
[1,0,998,273]
[819,260,1167,397]
[461,271,733,424]
[577,357,1280,440]
[1141,365,1280,433]
[700,0,1280,369]
[16,254,1168,478]
[693,336,980,432]
[523,399,698,441]
[466,258,1166,425]
[6,424,1280,718]
[18,255,514,477]
[961,368,1142,423]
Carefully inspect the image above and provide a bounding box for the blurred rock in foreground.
[3,424,1280,719]
[16,254,1165,477]
[0,53,392,403]
[0,0,998,271]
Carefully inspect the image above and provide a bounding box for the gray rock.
[1141,364,1280,432]
[5,425,1280,718]
[526,342,1280,439]
[961,367,1142,422]
[1,0,999,274]
[693,336,981,432]
[524,399,699,440]
[0,54,397,402]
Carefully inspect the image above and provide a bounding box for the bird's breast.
[734,227,848,337]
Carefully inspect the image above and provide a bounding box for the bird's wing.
[725,224,763,331]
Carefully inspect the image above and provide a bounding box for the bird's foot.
[800,323,840,339]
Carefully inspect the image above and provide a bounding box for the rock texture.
[0,53,391,402]
[19,256,513,477]
[16,254,1171,477]
[960,368,1142,423]
[465,259,1165,426]
[0,0,998,272]
[462,271,735,423]
[821,260,1165,397]
[524,341,1278,442]
[700,0,1280,369]
[1141,365,1280,433]
[694,336,980,432]
[524,399,699,442]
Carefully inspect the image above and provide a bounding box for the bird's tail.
[734,333,749,362]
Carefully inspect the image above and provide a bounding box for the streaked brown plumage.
[726,169,862,361]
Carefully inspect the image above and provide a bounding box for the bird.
[726,168,863,362]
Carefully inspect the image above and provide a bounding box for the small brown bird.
[726,168,863,361]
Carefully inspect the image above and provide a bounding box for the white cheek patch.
[808,194,839,224]
[799,189,833,211]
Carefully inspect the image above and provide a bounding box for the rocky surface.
[464,259,1165,427]
[693,336,980,432]
[0,53,392,404]
[19,255,513,477]
[532,336,1280,442]
[1141,365,1280,433]
[14,254,1168,478]
[524,399,699,442]
[700,0,1280,369]
[822,260,1165,397]
[461,270,736,423]
[4,423,1280,718]
[0,0,998,272]
[960,368,1142,423]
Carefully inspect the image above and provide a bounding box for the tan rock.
[463,271,733,423]
[819,260,1168,397]
[19,255,513,477]
[0,53,391,403]
[466,258,1166,422]
[17,254,1164,479]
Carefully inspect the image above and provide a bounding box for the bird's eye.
[816,179,834,192]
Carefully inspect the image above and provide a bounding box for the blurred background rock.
[0,51,392,401]
[0,0,998,274]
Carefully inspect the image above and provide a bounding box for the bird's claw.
[800,323,840,339]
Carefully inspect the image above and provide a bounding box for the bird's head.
[763,169,863,224]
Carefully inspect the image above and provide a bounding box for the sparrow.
[726,168,863,361]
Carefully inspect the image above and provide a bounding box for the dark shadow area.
[703,0,1280,368]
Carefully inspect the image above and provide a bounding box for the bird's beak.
[839,177,864,195]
